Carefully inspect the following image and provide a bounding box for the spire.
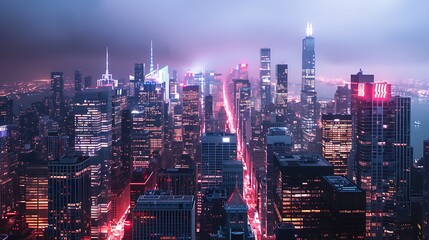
[105,47,109,76]
[150,40,154,73]
[306,22,313,37]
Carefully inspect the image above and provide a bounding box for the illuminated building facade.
[321,176,365,239]
[48,156,91,239]
[19,161,48,238]
[275,64,288,117]
[260,48,271,109]
[132,195,195,240]
[138,82,164,156]
[0,96,13,125]
[266,127,292,237]
[50,71,64,121]
[201,132,237,191]
[321,114,352,176]
[300,23,317,148]
[334,85,350,114]
[130,110,150,169]
[204,94,214,132]
[182,85,200,157]
[132,63,144,97]
[74,87,113,238]
[354,82,396,238]
[273,154,334,239]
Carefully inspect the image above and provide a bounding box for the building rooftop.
[227,186,246,206]
[275,154,332,168]
[50,156,90,165]
[323,176,363,193]
[134,195,194,211]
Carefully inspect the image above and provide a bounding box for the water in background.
[411,98,429,160]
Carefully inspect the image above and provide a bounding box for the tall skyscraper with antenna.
[97,47,118,89]
[300,23,317,149]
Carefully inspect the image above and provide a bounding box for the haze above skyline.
[0,0,428,84]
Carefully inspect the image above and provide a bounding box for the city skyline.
[0,0,428,84]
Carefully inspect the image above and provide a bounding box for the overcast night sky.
[0,0,428,84]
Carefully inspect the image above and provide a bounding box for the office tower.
[321,176,365,239]
[300,23,317,148]
[75,69,83,92]
[216,106,228,132]
[216,186,254,239]
[74,87,112,238]
[204,94,214,132]
[172,105,184,166]
[18,109,39,146]
[351,70,374,118]
[130,168,156,209]
[201,132,237,191]
[182,85,200,157]
[238,87,252,125]
[265,127,292,237]
[50,71,64,121]
[0,96,13,125]
[233,79,251,115]
[131,110,151,169]
[120,109,133,178]
[48,156,91,239]
[334,85,350,114]
[84,76,92,89]
[138,82,164,156]
[321,114,352,176]
[133,63,144,97]
[201,188,227,240]
[276,64,288,117]
[169,77,178,100]
[97,48,118,89]
[18,161,48,238]
[260,48,271,109]
[394,97,413,225]
[132,195,196,240]
[273,154,334,239]
[74,88,112,157]
[157,168,196,196]
[354,81,396,238]
[222,160,243,197]
[45,131,68,161]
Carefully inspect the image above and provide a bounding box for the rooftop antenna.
[306,22,313,37]
[105,47,109,76]
[150,40,154,73]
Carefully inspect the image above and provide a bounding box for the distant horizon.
[0,0,428,84]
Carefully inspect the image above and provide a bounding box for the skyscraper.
[273,154,334,239]
[75,69,83,92]
[48,156,91,239]
[260,48,271,109]
[321,114,352,176]
[0,96,13,125]
[182,85,200,157]
[201,132,237,190]
[133,63,144,98]
[132,195,196,240]
[50,71,64,121]
[354,81,396,238]
[300,23,317,148]
[74,87,113,238]
[334,85,350,114]
[320,176,366,239]
[275,64,288,117]
[265,127,292,237]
